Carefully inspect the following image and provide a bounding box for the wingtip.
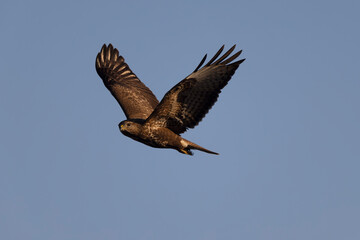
[100,43,114,52]
[219,45,225,52]
[229,44,236,51]
[194,53,208,72]
[100,43,107,53]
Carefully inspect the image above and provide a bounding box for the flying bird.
[96,44,245,155]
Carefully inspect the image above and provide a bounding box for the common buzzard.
[96,44,245,155]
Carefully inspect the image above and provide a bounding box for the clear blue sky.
[1,0,359,239]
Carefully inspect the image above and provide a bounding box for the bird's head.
[118,120,141,137]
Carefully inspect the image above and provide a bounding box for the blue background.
[1,0,359,239]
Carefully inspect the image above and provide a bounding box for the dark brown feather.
[145,46,245,134]
[95,44,159,120]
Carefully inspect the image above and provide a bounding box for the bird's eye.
[127,123,130,126]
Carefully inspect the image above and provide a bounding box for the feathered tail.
[180,138,219,155]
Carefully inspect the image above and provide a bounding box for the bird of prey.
[96,44,245,155]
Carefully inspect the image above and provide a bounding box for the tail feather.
[183,139,219,155]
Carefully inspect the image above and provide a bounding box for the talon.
[180,149,189,155]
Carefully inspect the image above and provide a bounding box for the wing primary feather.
[231,58,246,66]
[205,45,224,67]
[194,54,207,72]
[221,50,243,65]
[99,46,105,64]
[96,54,101,68]
[105,44,112,62]
[213,45,236,65]
[112,48,119,62]
[113,62,126,72]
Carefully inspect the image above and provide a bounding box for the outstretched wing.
[145,45,245,134]
[96,44,159,120]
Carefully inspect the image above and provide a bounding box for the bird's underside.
[96,44,245,155]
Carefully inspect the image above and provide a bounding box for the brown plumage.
[96,44,245,155]
[95,45,159,120]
